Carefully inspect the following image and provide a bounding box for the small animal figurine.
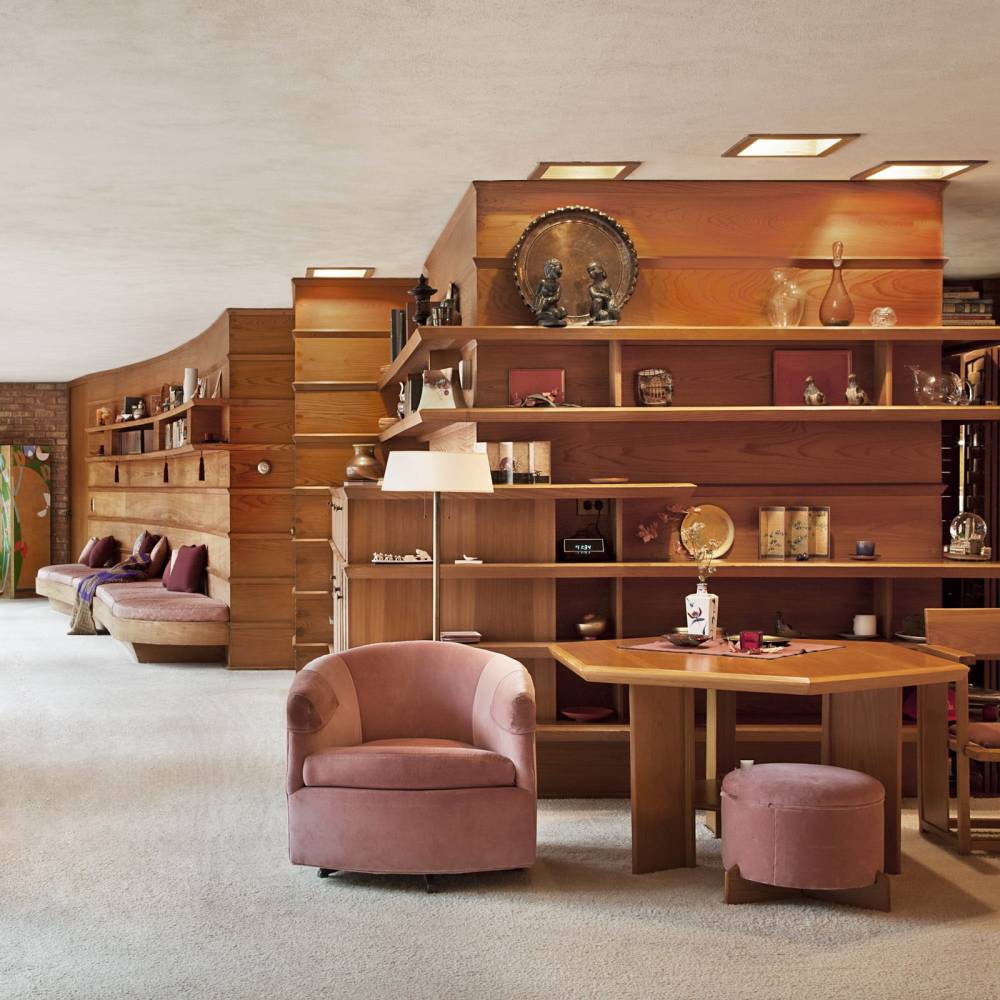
[803,376,826,406]
[532,258,568,327]
[775,611,802,639]
[586,261,620,326]
[844,372,870,406]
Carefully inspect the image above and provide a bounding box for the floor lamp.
[381,451,494,640]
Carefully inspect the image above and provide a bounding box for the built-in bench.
[36,565,229,663]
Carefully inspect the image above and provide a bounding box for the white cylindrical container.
[183,367,198,402]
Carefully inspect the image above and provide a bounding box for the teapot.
[907,366,974,406]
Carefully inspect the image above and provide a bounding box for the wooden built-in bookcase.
[313,179,1000,795]
[69,308,295,668]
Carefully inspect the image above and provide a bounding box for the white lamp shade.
[381,451,494,494]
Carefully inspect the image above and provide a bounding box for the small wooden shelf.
[377,324,994,390]
[345,559,1000,580]
[341,481,697,500]
[85,443,228,463]
[85,398,225,434]
[380,404,1000,440]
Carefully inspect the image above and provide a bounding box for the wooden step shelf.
[85,442,229,463]
[380,405,1000,441]
[377,324,995,390]
[342,481,697,500]
[345,559,1000,580]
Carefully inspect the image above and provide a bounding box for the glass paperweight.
[869,306,897,328]
[766,269,806,328]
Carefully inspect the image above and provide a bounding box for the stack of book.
[943,285,996,327]
[440,630,482,644]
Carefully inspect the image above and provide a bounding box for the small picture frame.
[508,368,565,407]
[785,506,810,558]
[758,506,786,559]
[808,506,831,558]
[122,395,142,418]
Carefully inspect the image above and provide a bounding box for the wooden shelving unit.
[86,399,227,459]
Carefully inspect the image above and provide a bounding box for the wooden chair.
[920,608,1000,854]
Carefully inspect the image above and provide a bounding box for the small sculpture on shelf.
[586,262,621,326]
[636,368,673,406]
[774,611,802,639]
[96,406,112,427]
[407,275,437,327]
[576,612,608,640]
[532,258,568,328]
[132,399,147,420]
[371,549,432,563]
[803,376,826,405]
[844,373,871,406]
[945,512,991,560]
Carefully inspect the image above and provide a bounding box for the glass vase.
[766,269,806,327]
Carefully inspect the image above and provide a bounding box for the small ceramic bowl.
[663,630,713,647]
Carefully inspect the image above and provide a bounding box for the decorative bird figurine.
[803,376,826,406]
[844,372,870,406]
[775,611,802,639]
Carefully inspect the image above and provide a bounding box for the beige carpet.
[3,598,999,1000]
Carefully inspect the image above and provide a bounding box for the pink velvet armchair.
[287,641,537,884]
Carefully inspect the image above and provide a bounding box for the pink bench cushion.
[37,564,94,587]
[302,737,516,791]
[95,581,229,623]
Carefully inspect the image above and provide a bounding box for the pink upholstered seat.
[303,738,516,791]
[95,582,229,622]
[36,563,93,587]
[722,763,884,891]
[287,641,536,876]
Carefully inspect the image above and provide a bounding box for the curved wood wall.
[69,308,294,668]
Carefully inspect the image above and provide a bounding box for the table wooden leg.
[822,688,903,875]
[704,689,737,837]
[629,684,696,873]
[917,683,951,839]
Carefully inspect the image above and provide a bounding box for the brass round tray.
[512,206,638,325]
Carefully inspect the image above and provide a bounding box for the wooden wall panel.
[230,490,294,534]
[294,539,332,592]
[293,278,414,331]
[229,400,293,444]
[294,391,386,434]
[475,420,941,486]
[229,446,294,488]
[230,535,294,578]
[228,309,296,355]
[230,358,295,400]
[295,338,389,381]
[229,625,294,670]
[294,488,333,538]
[475,266,942,327]
[228,580,294,622]
[89,488,230,535]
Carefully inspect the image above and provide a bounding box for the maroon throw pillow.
[148,537,170,579]
[164,544,208,594]
[132,530,161,557]
[86,535,118,568]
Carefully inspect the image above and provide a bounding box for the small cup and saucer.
[851,540,879,561]
[838,614,878,641]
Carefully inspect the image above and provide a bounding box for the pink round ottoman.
[721,763,888,908]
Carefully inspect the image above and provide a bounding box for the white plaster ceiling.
[2,0,999,381]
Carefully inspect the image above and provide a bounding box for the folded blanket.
[68,554,152,636]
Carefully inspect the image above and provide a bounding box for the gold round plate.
[512,206,638,325]
[680,504,735,559]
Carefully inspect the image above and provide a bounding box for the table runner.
[624,637,843,660]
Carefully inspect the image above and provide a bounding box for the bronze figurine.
[407,275,437,327]
[532,258,568,328]
[844,372,871,405]
[587,262,621,325]
[803,376,826,405]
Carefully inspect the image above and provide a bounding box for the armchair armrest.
[472,655,536,794]
[287,667,340,733]
[921,644,976,665]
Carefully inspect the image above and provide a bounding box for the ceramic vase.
[685,582,718,637]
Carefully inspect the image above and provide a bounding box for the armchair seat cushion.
[967,722,1000,749]
[302,737,516,791]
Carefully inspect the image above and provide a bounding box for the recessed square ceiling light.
[306,267,375,278]
[851,161,987,181]
[529,161,640,180]
[722,134,860,157]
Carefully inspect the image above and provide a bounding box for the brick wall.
[0,383,70,563]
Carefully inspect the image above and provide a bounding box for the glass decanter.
[819,241,855,326]
[766,269,806,327]
[908,366,974,405]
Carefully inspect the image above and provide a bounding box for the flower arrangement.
[636,504,698,560]
[679,519,721,584]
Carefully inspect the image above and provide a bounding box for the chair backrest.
[925,608,1000,660]
[338,640,505,743]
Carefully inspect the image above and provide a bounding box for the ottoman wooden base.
[724,865,890,912]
